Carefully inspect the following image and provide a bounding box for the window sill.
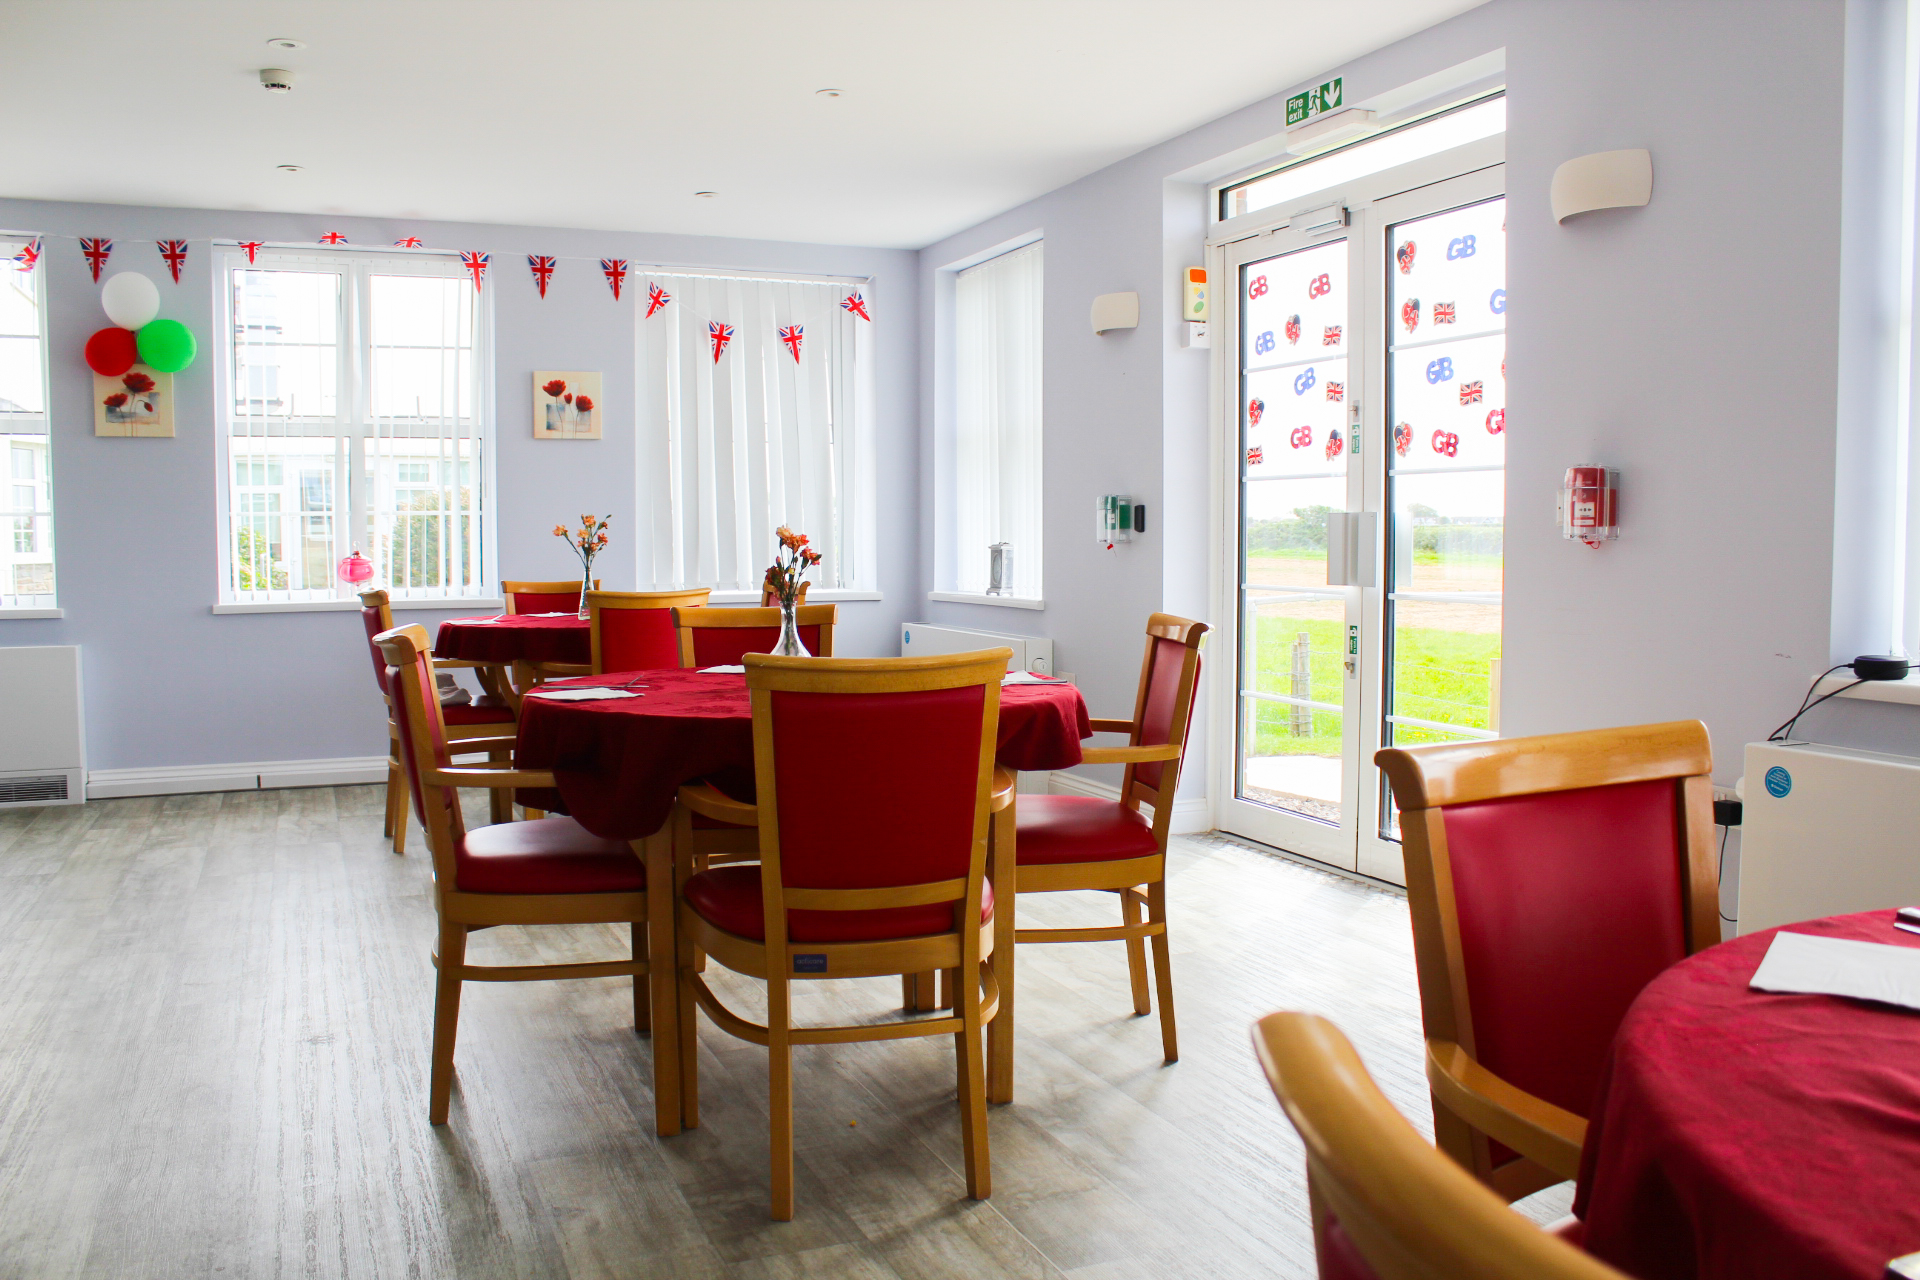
[0,608,63,620]
[706,589,884,604]
[927,591,1045,611]
[1815,671,1920,706]
[211,597,505,616]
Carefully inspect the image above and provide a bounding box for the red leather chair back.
[508,590,579,616]
[689,624,823,668]
[1440,777,1688,1120]
[362,603,393,696]
[598,607,682,672]
[1133,637,1200,793]
[765,684,988,892]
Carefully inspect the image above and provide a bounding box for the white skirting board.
[1047,770,1211,835]
[86,755,391,799]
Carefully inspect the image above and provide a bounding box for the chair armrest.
[431,658,492,669]
[990,765,1016,812]
[1088,718,1136,735]
[1080,744,1182,765]
[531,662,593,678]
[1426,1039,1587,1181]
[427,765,558,790]
[678,782,759,826]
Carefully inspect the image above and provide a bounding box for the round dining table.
[512,667,1093,839]
[1573,909,1920,1280]
[434,612,592,667]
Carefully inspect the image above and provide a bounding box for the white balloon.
[101,272,160,329]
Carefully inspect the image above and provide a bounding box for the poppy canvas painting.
[94,365,175,437]
[533,370,602,440]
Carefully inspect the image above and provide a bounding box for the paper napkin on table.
[460,616,507,624]
[525,686,641,702]
[1002,670,1061,685]
[1749,930,1920,1011]
[698,665,747,674]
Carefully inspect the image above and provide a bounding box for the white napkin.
[458,615,508,624]
[699,665,747,674]
[1749,930,1920,1011]
[525,686,641,702]
[1002,670,1062,685]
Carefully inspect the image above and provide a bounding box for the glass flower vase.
[774,597,810,657]
[577,566,593,620]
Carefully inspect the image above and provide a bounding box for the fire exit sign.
[1287,78,1344,127]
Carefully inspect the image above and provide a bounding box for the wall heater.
[900,623,1053,675]
[0,645,85,808]
[1738,740,1920,934]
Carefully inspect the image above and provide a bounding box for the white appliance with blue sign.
[1737,740,1920,934]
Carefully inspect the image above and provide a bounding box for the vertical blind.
[635,271,867,592]
[224,249,489,604]
[954,241,1043,597]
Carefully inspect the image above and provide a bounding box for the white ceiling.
[0,0,1485,250]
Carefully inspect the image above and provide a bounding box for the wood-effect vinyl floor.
[0,786,1568,1278]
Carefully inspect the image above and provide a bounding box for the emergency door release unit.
[1558,466,1619,547]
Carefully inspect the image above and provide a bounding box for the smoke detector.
[259,68,295,93]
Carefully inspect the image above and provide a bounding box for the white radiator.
[900,623,1052,675]
[0,645,85,807]
[1738,740,1920,934]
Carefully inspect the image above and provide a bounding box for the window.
[218,248,490,605]
[633,270,873,592]
[0,237,52,610]
[951,241,1043,599]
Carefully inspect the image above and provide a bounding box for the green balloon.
[136,318,196,372]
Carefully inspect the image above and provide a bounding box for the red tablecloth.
[435,614,591,666]
[1574,910,1920,1280]
[514,669,1093,840]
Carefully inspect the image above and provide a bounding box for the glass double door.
[1217,167,1505,883]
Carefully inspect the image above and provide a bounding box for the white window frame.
[211,244,497,614]
[0,232,55,617]
[632,266,879,602]
[934,235,1045,607]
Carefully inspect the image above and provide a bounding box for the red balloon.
[85,327,138,377]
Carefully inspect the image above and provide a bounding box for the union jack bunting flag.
[841,291,871,321]
[459,251,490,291]
[1325,381,1344,402]
[80,237,112,281]
[779,325,804,362]
[646,282,671,318]
[709,320,735,363]
[527,255,555,298]
[157,239,188,283]
[1433,301,1456,324]
[1459,380,1483,405]
[10,238,41,273]
[1322,325,1342,345]
[319,232,348,245]
[394,237,424,248]
[237,241,264,263]
[600,258,628,301]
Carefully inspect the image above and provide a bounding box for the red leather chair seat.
[683,864,992,943]
[456,816,643,894]
[1014,794,1160,865]
[443,696,515,726]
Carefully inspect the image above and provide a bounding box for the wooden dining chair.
[1251,1011,1626,1280]
[1374,721,1717,1201]
[374,623,663,1125]
[673,604,837,667]
[501,578,599,615]
[359,589,517,844]
[530,588,713,682]
[672,648,1011,1219]
[758,580,809,607]
[1001,613,1207,1078]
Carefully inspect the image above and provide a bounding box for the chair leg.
[987,805,1017,1104]
[768,976,795,1221]
[1147,880,1178,1063]
[903,970,938,1012]
[938,968,958,1011]
[388,759,410,855]
[631,921,650,1034]
[487,747,513,824]
[1121,887,1152,1016]
[429,921,466,1124]
[383,756,400,837]
[955,963,991,1199]
[677,918,701,1131]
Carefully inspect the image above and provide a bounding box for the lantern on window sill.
[337,550,374,586]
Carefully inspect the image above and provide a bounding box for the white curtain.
[954,241,1043,597]
[635,271,863,592]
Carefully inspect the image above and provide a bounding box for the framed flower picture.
[94,365,175,437]
[533,371,602,440]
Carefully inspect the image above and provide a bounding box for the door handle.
[1325,512,1377,588]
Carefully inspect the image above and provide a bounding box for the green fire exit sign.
[1287,78,1344,127]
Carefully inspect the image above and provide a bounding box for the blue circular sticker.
[1764,766,1792,798]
